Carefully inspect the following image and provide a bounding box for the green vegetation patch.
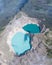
[45,31,52,46]
[44,31,52,58]
[47,49,52,58]
[0,27,5,34]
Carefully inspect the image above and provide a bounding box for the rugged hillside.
[22,0,52,30]
[0,0,52,31]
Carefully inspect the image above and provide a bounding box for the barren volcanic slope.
[0,0,52,65]
[0,14,52,65]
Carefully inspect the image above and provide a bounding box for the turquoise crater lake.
[23,24,41,33]
[11,32,31,56]
[11,24,41,56]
